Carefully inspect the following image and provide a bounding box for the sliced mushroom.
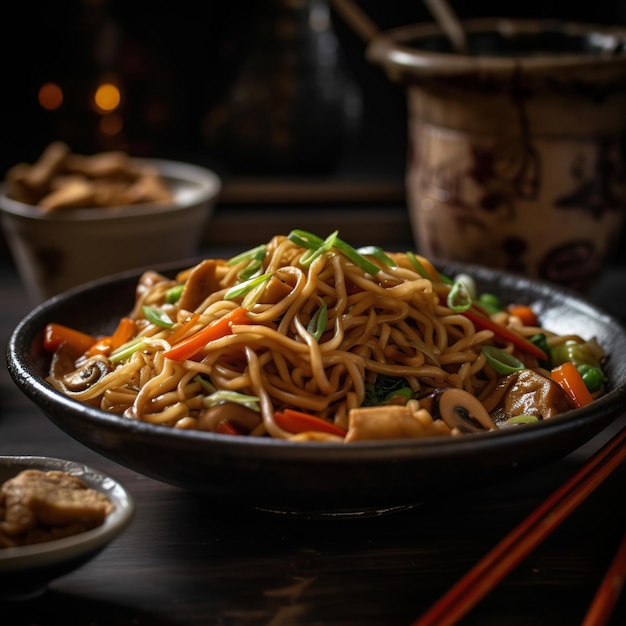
[61,358,110,393]
[483,369,575,426]
[436,388,497,433]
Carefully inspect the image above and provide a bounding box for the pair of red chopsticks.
[412,422,626,626]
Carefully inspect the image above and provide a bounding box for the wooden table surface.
[1,248,625,626]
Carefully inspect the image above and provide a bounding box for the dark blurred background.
[2,0,626,251]
[3,1,626,176]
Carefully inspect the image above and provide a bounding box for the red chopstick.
[581,529,626,626]
[412,423,626,626]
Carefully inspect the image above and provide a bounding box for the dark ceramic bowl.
[6,261,626,517]
[0,455,134,600]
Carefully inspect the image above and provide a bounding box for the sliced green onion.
[224,272,272,300]
[287,229,325,250]
[482,345,525,374]
[356,246,397,268]
[577,363,607,393]
[202,390,260,412]
[165,284,184,304]
[454,273,476,300]
[307,302,328,341]
[406,251,453,284]
[502,414,540,426]
[109,337,146,363]
[447,279,472,312]
[142,305,174,328]
[194,375,217,394]
[477,292,502,314]
[334,237,380,274]
[238,258,263,281]
[226,244,267,266]
[299,230,338,267]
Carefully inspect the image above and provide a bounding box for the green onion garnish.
[406,251,453,284]
[109,337,146,364]
[307,302,328,341]
[202,390,260,412]
[482,345,525,374]
[447,279,472,312]
[502,414,539,426]
[356,246,397,268]
[224,272,272,300]
[142,305,174,328]
[165,284,184,304]
[226,245,267,266]
[334,237,380,274]
[299,230,338,267]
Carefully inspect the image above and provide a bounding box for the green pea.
[577,364,606,393]
[477,293,502,314]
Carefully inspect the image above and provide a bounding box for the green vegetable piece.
[109,337,146,363]
[530,333,551,368]
[406,251,453,284]
[299,230,338,267]
[477,293,502,314]
[482,345,525,374]
[356,246,397,267]
[202,390,260,412]
[550,340,601,368]
[224,272,272,300]
[577,364,607,393]
[287,229,325,250]
[447,279,472,312]
[165,284,184,304]
[334,237,381,274]
[307,302,328,341]
[226,244,267,266]
[503,414,540,426]
[142,305,174,328]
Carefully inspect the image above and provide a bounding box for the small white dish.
[0,455,134,601]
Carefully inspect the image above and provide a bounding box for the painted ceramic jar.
[367,18,626,289]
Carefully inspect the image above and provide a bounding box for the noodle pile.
[45,232,606,442]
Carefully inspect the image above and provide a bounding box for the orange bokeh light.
[100,113,123,136]
[38,82,63,111]
[94,83,121,113]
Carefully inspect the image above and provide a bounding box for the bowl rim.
[0,157,222,222]
[0,455,134,569]
[6,259,626,459]
[366,17,626,78]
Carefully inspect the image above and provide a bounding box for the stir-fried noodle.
[45,232,607,442]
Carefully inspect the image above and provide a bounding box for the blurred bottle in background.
[201,0,364,176]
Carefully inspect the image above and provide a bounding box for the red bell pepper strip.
[462,307,547,361]
[551,361,594,408]
[163,307,251,361]
[274,408,347,437]
[43,323,98,354]
[215,419,244,435]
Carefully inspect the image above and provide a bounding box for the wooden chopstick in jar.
[411,422,626,626]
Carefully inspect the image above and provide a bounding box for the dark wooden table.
[2,248,626,626]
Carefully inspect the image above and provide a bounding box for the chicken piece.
[177,259,224,312]
[345,404,452,441]
[0,469,114,546]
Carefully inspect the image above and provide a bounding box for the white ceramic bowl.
[0,158,221,303]
[0,455,134,600]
